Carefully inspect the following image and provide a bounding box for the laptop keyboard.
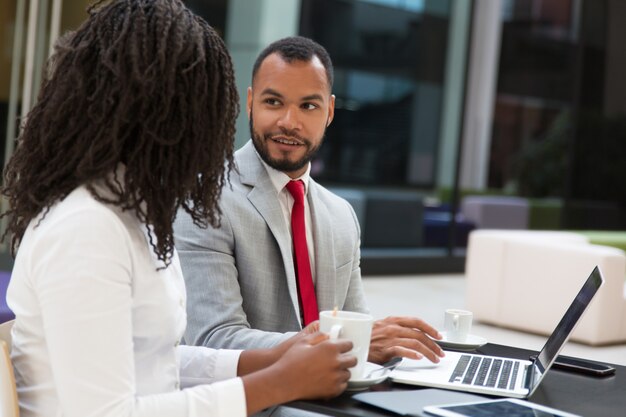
[449,355,520,390]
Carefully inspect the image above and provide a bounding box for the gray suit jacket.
[174,141,368,349]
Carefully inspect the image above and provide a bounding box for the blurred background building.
[1,0,625,274]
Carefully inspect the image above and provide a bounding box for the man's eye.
[264,98,281,106]
[302,103,318,110]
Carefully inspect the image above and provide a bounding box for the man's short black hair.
[252,36,334,89]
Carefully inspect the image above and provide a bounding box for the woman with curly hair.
[2,1,355,416]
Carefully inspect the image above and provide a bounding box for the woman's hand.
[301,321,320,334]
[242,332,356,414]
[267,320,322,364]
[237,321,323,376]
[272,332,355,400]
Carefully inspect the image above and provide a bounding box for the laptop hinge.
[522,364,534,390]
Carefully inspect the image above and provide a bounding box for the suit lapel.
[308,181,337,312]
[237,142,302,324]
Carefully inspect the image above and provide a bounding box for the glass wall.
[0,0,94,168]
[294,0,475,273]
[0,0,231,264]
[0,0,91,265]
[296,0,474,273]
[185,0,228,37]
[300,0,452,188]
[488,0,626,231]
[12,0,596,274]
[1,0,621,274]
[0,2,22,170]
[490,0,577,192]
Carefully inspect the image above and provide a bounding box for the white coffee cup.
[319,310,374,380]
[444,309,473,343]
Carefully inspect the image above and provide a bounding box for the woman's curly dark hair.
[1,0,239,266]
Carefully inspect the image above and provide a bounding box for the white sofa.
[466,230,626,345]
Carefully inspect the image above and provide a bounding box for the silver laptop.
[390,266,604,398]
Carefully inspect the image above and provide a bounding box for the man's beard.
[249,108,325,173]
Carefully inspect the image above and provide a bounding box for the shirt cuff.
[214,349,243,380]
[216,377,247,417]
[186,377,247,417]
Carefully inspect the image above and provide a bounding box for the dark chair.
[363,191,423,248]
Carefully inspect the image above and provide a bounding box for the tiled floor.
[362,273,626,366]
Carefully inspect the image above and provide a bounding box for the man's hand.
[368,316,445,364]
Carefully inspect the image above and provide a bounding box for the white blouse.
[7,185,247,417]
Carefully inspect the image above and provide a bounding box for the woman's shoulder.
[31,185,133,237]
[17,186,139,275]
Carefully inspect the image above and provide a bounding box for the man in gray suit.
[174,36,444,365]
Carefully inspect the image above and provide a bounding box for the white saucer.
[346,362,388,391]
[435,332,487,350]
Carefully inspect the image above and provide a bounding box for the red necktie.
[285,180,319,325]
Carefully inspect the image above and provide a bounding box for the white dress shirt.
[7,184,246,417]
[255,151,316,282]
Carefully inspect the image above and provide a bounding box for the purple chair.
[0,272,14,324]
[461,196,529,229]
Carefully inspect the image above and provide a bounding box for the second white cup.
[444,308,473,343]
[319,310,374,380]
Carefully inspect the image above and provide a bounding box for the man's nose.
[277,107,301,131]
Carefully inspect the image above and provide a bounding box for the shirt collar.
[254,147,311,196]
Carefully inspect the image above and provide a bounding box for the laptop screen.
[527,266,604,395]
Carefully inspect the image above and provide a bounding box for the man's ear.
[326,94,335,127]
[246,87,253,119]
